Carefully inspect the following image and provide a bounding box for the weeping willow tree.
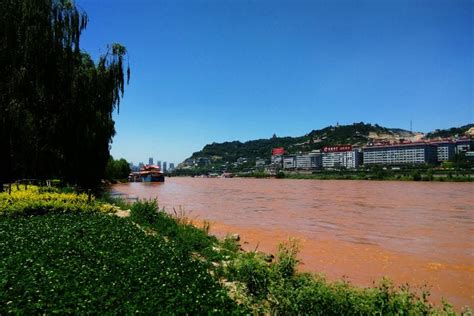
[0,0,130,191]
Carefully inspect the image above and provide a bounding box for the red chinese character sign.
[272,147,285,155]
[322,145,352,153]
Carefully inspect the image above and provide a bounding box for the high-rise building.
[157,161,162,169]
[149,157,153,165]
[163,162,167,172]
[169,163,175,171]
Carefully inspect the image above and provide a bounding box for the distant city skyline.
[79,0,473,164]
[130,158,173,169]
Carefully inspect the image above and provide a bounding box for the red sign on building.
[272,147,285,155]
[322,145,352,153]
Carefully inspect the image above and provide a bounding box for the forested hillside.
[186,122,412,164]
[184,122,473,169]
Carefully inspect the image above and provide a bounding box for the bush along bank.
[1,187,471,314]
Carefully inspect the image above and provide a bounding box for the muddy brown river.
[111,178,473,309]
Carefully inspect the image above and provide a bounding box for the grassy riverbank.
[1,187,470,314]
[237,170,474,182]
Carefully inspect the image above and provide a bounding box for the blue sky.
[78,0,473,165]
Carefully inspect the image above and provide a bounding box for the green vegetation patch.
[224,241,460,315]
[0,213,237,314]
[129,200,230,263]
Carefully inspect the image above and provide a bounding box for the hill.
[182,122,418,167]
[425,124,474,139]
[181,122,473,171]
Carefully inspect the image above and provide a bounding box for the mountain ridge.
[183,123,473,165]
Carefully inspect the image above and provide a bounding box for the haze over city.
[79,0,473,164]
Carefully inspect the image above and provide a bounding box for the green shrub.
[266,271,448,315]
[412,171,422,181]
[130,199,165,225]
[273,238,300,279]
[227,252,271,298]
[375,169,387,180]
[426,169,434,181]
[253,172,267,178]
[275,171,286,179]
[220,235,241,255]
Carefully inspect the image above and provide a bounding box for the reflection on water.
[112,178,474,309]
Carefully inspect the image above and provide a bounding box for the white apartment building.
[363,143,437,165]
[322,150,361,169]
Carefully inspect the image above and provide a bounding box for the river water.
[111,178,473,309]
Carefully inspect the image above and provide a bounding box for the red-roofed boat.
[128,165,165,182]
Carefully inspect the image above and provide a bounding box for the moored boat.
[129,164,165,182]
